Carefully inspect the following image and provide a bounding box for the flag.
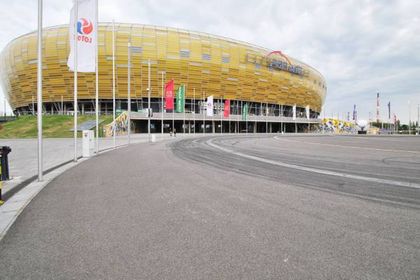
[292,104,296,120]
[242,103,249,121]
[67,0,97,72]
[206,96,214,116]
[388,101,391,120]
[164,80,174,110]
[175,85,185,113]
[224,100,230,118]
[305,105,310,120]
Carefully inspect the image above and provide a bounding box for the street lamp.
[127,43,142,144]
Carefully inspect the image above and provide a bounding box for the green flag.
[242,103,249,121]
[175,85,185,113]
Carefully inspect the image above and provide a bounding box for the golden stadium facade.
[0,23,326,133]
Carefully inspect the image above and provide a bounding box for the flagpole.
[183,85,186,134]
[127,41,131,144]
[95,0,99,153]
[73,0,78,162]
[220,97,223,134]
[193,88,195,134]
[147,59,151,141]
[203,92,206,135]
[172,83,174,134]
[37,0,43,181]
[161,71,164,134]
[112,19,116,148]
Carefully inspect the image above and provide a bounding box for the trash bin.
[0,146,11,181]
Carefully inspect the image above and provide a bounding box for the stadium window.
[180,50,190,58]
[222,56,230,63]
[202,53,211,61]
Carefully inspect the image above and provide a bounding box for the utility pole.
[408,100,411,135]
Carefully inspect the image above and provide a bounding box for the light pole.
[112,20,116,148]
[127,44,142,144]
[37,0,43,181]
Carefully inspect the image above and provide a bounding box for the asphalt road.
[0,135,419,279]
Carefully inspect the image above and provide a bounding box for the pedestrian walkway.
[0,134,174,198]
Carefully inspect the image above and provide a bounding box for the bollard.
[0,146,11,181]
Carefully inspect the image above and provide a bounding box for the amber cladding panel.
[0,23,326,112]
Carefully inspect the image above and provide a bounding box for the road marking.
[207,139,420,189]
[273,136,420,154]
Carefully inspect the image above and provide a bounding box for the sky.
[0,0,419,124]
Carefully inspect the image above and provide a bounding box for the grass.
[0,115,114,138]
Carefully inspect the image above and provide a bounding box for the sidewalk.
[0,133,180,199]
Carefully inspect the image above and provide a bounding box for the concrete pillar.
[254,122,257,133]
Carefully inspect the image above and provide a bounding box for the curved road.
[0,135,419,279]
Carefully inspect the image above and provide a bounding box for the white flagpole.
[203,92,206,135]
[220,97,223,134]
[147,59,151,141]
[127,41,131,144]
[37,0,43,181]
[172,86,174,134]
[73,0,78,162]
[95,0,99,153]
[112,20,116,148]
[161,71,164,134]
[183,85,186,134]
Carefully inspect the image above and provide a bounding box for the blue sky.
[0,0,419,123]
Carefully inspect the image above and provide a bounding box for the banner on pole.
[242,103,249,121]
[292,104,296,120]
[206,96,214,117]
[224,100,230,118]
[175,85,185,113]
[68,0,97,72]
[388,101,391,120]
[165,80,174,110]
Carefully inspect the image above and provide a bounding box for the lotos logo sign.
[77,18,93,35]
[77,18,94,43]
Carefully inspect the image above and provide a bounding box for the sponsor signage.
[246,51,304,76]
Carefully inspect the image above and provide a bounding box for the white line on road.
[207,138,420,189]
[273,136,420,154]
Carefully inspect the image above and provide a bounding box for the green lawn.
[0,115,114,138]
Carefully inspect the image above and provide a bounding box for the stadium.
[0,23,326,133]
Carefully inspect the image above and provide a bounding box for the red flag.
[224,99,230,118]
[165,80,174,110]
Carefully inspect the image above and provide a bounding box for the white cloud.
[0,0,419,123]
